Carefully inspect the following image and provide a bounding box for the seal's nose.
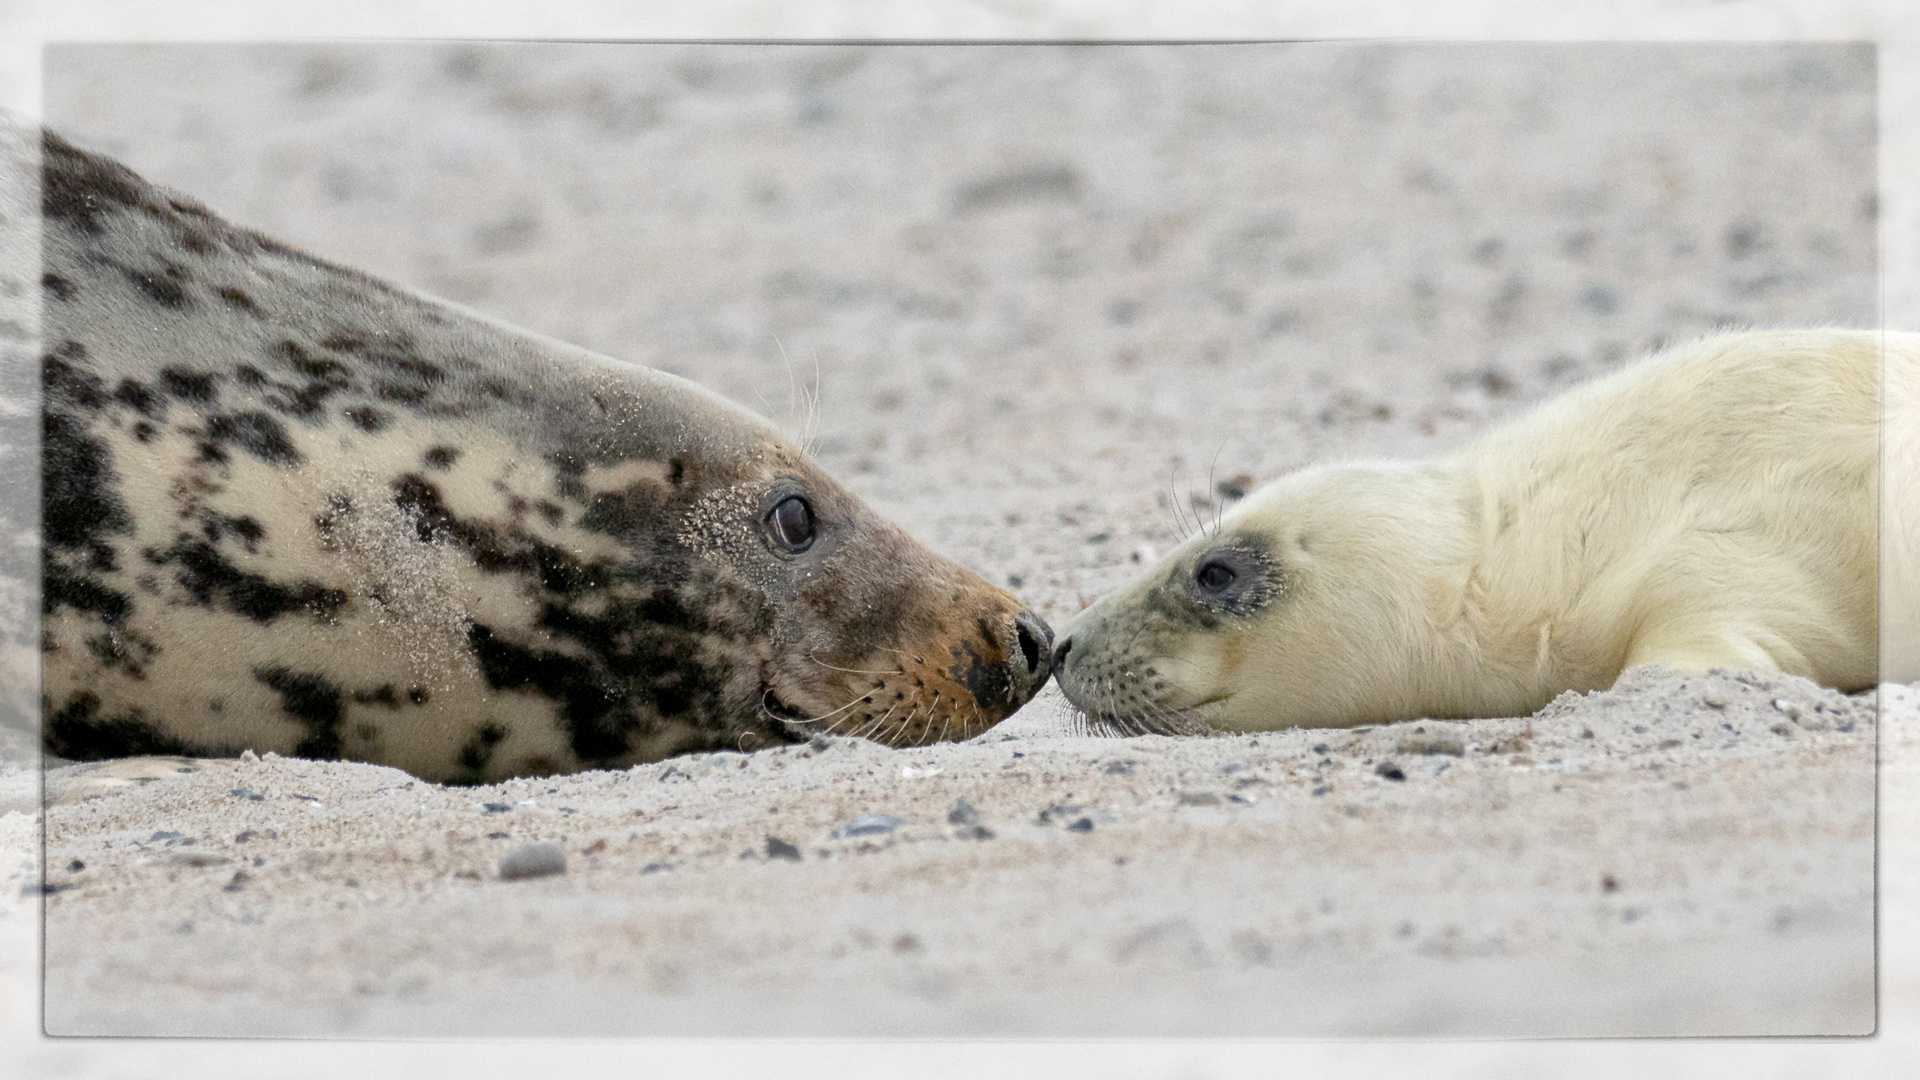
[1013,609,1054,685]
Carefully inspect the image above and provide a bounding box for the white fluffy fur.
[1059,329,1916,731]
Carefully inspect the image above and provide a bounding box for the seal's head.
[609,382,1059,753]
[1049,463,1460,733]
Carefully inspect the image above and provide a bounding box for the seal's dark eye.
[1195,558,1237,594]
[767,495,815,553]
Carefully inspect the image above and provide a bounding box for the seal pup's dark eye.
[1187,545,1275,614]
[767,495,815,553]
[1195,557,1237,594]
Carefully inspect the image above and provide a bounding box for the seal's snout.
[1014,610,1055,684]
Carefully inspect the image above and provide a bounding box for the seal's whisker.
[807,653,904,676]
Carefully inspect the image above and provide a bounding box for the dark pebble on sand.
[486,831,509,840]
[149,830,183,842]
[228,787,264,801]
[1066,817,1095,832]
[641,862,672,874]
[947,799,981,826]
[766,836,802,861]
[1311,784,1331,797]
[223,871,250,892]
[482,802,512,814]
[1375,762,1407,781]
[1312,743,1329,754]
[167,852,230,868]
[499,842,567,881]
[66,859,84,872]
[832,814,904,839]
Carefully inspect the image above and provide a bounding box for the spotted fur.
[30,128,1053,782]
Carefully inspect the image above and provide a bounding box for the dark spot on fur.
[424,445,460,470]
[150,537,346,623]
[669,458,686,486]
[344,405,390,432]
[41,409,132,552]
[42,564,133,625]
[202,513,267,553]
[233,365,267,387]
[453,722,510,783]
[408,686,431,705]
[216,286,260,314]
[125,263,190,308]
[132,421,157,442]
[468,624,627,762]
[112,378,163,418]
[44,344,107,410]
[159,367,218,403]
[42,273,76,301]
[253,666,344,759]
[41,131,147,234]
[206,411,301,466]
[44,693,201,760]
[579,485,670,541]
[352,684,408,709]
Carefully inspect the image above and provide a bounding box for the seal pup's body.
[1054,329,1916,733]
[31,128,1053,782]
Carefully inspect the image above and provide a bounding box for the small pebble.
[482,803,511,814]
[1065,817,1095,832]
[1177,790,1223,806]
[1702,692,1728,709]
[640,862,672,874]
[149,830,183,842]
[498,842,567,881]
[66,859,84,873]
[765,836,802,861]
[1374,762,1407,781]
[228,787,263,801]
[833,814,904,839]
[947,799,981,827]
[1218,759,1248,774]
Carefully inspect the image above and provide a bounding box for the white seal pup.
[30,128,1054,781]
[1052,329,1917,733]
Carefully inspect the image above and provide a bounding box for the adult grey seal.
[1051,329,1917,734]
[31,129,1054,782]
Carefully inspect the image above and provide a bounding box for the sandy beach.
[2,36,1911,1061]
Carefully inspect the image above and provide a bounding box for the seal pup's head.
[1049,462,1464,733]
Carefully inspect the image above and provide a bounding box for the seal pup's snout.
[1014,609,1055,685]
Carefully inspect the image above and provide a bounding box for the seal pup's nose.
[1013,609,1054,685]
